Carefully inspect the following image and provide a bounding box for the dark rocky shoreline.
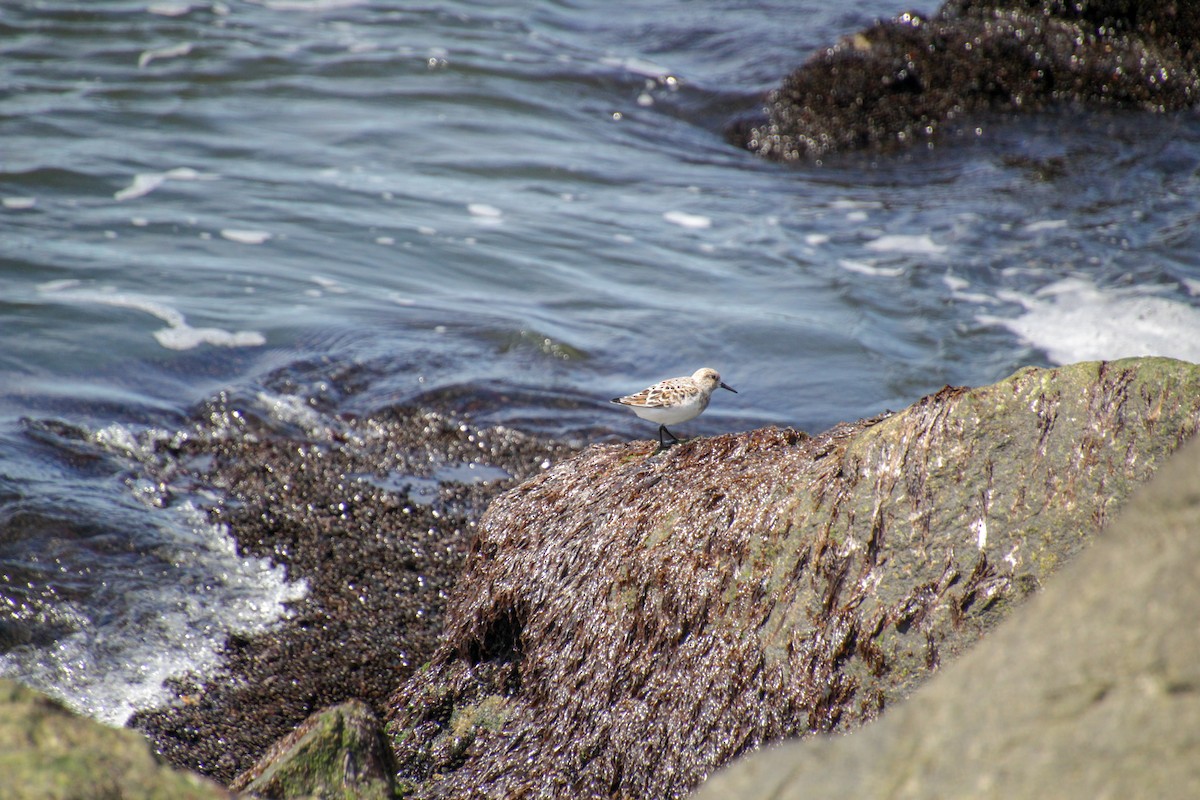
[382,357,1200,798]
[3,357,1200,799]
[122,389,577,784]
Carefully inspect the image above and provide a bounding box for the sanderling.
[610,367,737,447]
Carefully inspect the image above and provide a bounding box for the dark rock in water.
[0,678,228,800]
[230,699,396,800]
[737,0,1200,159]
[385,358,1200,799]
[693,426,1200,799]
[127,388,573,785]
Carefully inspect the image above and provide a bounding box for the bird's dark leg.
[658,425,680,447]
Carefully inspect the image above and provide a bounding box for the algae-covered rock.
[693,430,1200,799]
[385,357,1200,798]
[230,699,396,799]
[737,0,1200,159]
[127,389,571,784]
[0,678,226,800]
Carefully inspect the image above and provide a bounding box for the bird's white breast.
[628,393,709,425]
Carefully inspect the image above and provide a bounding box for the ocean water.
[3,0,1200,726]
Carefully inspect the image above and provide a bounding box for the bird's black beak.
[720,382,737,393]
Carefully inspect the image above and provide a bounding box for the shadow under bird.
[610,367,737,447]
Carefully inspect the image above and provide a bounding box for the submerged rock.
[385,357,1200,798]
[737,0,1200,159]
[693,431,1200,799]
[0,678,226,800]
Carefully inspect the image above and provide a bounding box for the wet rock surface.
[385,358,1200,798]
[124,385,574,785]
[0,677,228,800]
[230,699,396,800]
[736,0,1200,159]
[693,431,1200,799]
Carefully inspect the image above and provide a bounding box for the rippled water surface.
[3,0,1200,723]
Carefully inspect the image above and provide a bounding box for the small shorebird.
[611,367,737,447]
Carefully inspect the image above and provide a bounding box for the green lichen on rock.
[230,699,397,799]
[784,357,1200,702]
[694,427,1200,800]
[0,679,226,800]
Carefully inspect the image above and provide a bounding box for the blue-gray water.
[3,0,1200,725]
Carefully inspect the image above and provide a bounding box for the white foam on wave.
[251,0,365,9]
[830,199,883,210]
[114,167,213,201]
[310,275,348,294]
[1023,219,1069,233]
[155,325,266,350]
[0,494,308,726]
[600,56,674,80]
[467,203,503,226]
[220,228,273,245]
[116,174,166,201]
[943,274,969,292]
[256,390,327,433]
[137,41,193,69]
[864,233,948,255]
[3,196,37,209]
[979,276,1200,364]
[663,210,712,229]
[91,422,143,456]
[839,258,905,278]
[147,2,194,16]
[37,284,266,351]
[942,272,995,305]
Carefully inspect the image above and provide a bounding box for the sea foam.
[0,486,307,726]
[37,284,266,351]
[114,167,212,201]
[980,277,1200,364]
[864,233,948,255]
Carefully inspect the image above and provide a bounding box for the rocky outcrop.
[9,358,1199,797]
[693,431,1200,799]
[0,678,226,800]
[737,0,1200,159]
[125,386,572,784]
[230,700,397,800]
[385,358,1200,798]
